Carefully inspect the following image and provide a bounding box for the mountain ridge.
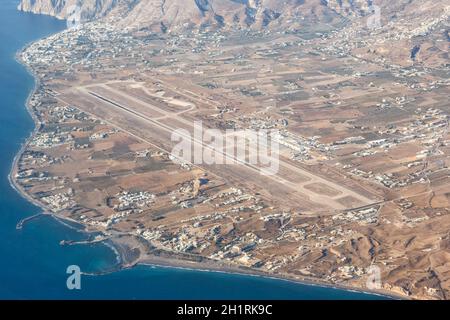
[18,0,376,32]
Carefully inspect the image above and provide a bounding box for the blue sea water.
[0,0,387,299]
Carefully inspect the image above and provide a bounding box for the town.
[13,5,450,300]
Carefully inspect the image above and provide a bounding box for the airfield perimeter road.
[55,82,379,212]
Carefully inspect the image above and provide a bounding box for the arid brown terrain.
[12,0,450,299]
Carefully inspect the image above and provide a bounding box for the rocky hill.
[17,0,377,31]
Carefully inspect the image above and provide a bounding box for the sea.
[0,0,387,299]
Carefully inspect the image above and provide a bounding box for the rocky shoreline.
[7,54,401,298]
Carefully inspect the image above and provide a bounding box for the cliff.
[18,0,120,20]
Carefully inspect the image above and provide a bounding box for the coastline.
[8,48,92,231]
[16,6,66,21]
[7,26,405,301]
[8,46,46,212]
[136,254,403,300]
[8,39,127,271]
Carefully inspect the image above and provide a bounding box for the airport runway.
[57,81,378,212]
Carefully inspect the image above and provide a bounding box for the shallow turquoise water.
[0,0,386,299]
